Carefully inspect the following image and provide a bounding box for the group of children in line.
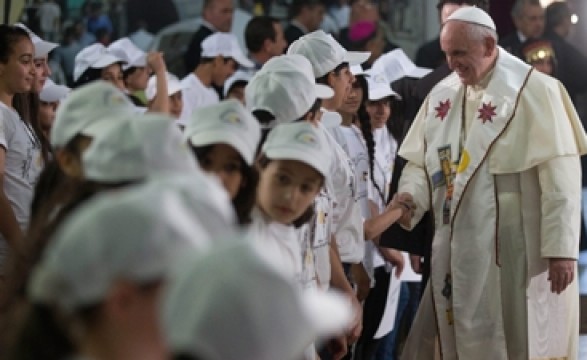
[0,19,434,360]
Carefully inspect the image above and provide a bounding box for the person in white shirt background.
[0,25,40,268]
[37,78,69,140]
[37,0,61,43]
[179,32,253,127]
[145,71,187,121]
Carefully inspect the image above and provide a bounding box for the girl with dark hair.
[72,43,125,89]
[184,100,261,226]
[352,69,410,360]
[253,121,328,280]
[13,23,60,169]
[0,25,41,267]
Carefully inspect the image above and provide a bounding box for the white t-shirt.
[330,124,371,219]
[0,103,44,263]
[319,117,364,264]
[248,208,303,284]
[178,73,219,125]
[300,186,334,291]
[38,2,61,33]
[366,127,397,270]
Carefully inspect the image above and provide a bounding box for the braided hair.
[356,75,385,203]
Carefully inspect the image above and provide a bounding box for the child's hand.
[147,52,166,74]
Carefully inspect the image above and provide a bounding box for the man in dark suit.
[283,0,326,48]
[499,0,544,58]
[543,1,587,102]
[183,0,234,75]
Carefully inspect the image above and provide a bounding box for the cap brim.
[34,40,58,58]
[40,85,70,103]
[407,67,432,79]
[123,54,148,70]
[168,81,187,97]
[344,51,371,66]
[315,84,334,99]
[233,53,254,69]
[350,64,366,76]
[189,131,254,165]
[92,54,124,69]
[368,87,401,101]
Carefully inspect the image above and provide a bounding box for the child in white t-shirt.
[0,26,43,266]
[184,100,261,225]
[252,122,331,283]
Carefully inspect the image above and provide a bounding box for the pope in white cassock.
[396,6,587,360]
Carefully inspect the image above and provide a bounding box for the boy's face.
[212,57,237,88]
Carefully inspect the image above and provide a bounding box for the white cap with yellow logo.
[261,122,331,178]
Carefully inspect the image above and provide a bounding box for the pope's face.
[440,21,495,86]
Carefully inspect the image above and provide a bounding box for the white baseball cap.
[51,81,136,148]
[446,6,496,31]
[108,37,148,70]
[287,30,370,78]
[245,54,333,125]
[39,79,70,103]
[261,122,331,178]
[14,23,58,58]
[145,72,186,101]
[223,70,252,98]
[82,112,198,183]
[163,242,353,360]
[184,99,261,165]
[28,179,214,313]
[74,43,124,82]
[201,32,254,68]
[350,64,367,76]
[365,69,401,101]
[372,48,432,84]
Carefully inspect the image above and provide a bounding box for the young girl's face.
[198,143,244,199]
[340,79,363,114]
[257,159,322,225]
[39,100,58,135]
[328,65,355,110]
[531,58,553,76]
[0,37,35,94]
[126,66,149,91]
[168,91,183,119]
[33,56,51,93]
[366,97,391,129]
[101,63,125,91]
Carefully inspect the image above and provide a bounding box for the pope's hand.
[395,192,415,227]
[547,258,575,294]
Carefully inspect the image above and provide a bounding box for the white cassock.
[398,47,587,360]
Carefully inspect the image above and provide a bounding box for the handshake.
[388,192,416,227]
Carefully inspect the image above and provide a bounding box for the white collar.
[517,31,527,43]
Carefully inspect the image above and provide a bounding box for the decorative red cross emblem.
[478,102,497,124]
[435,99,451,121]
